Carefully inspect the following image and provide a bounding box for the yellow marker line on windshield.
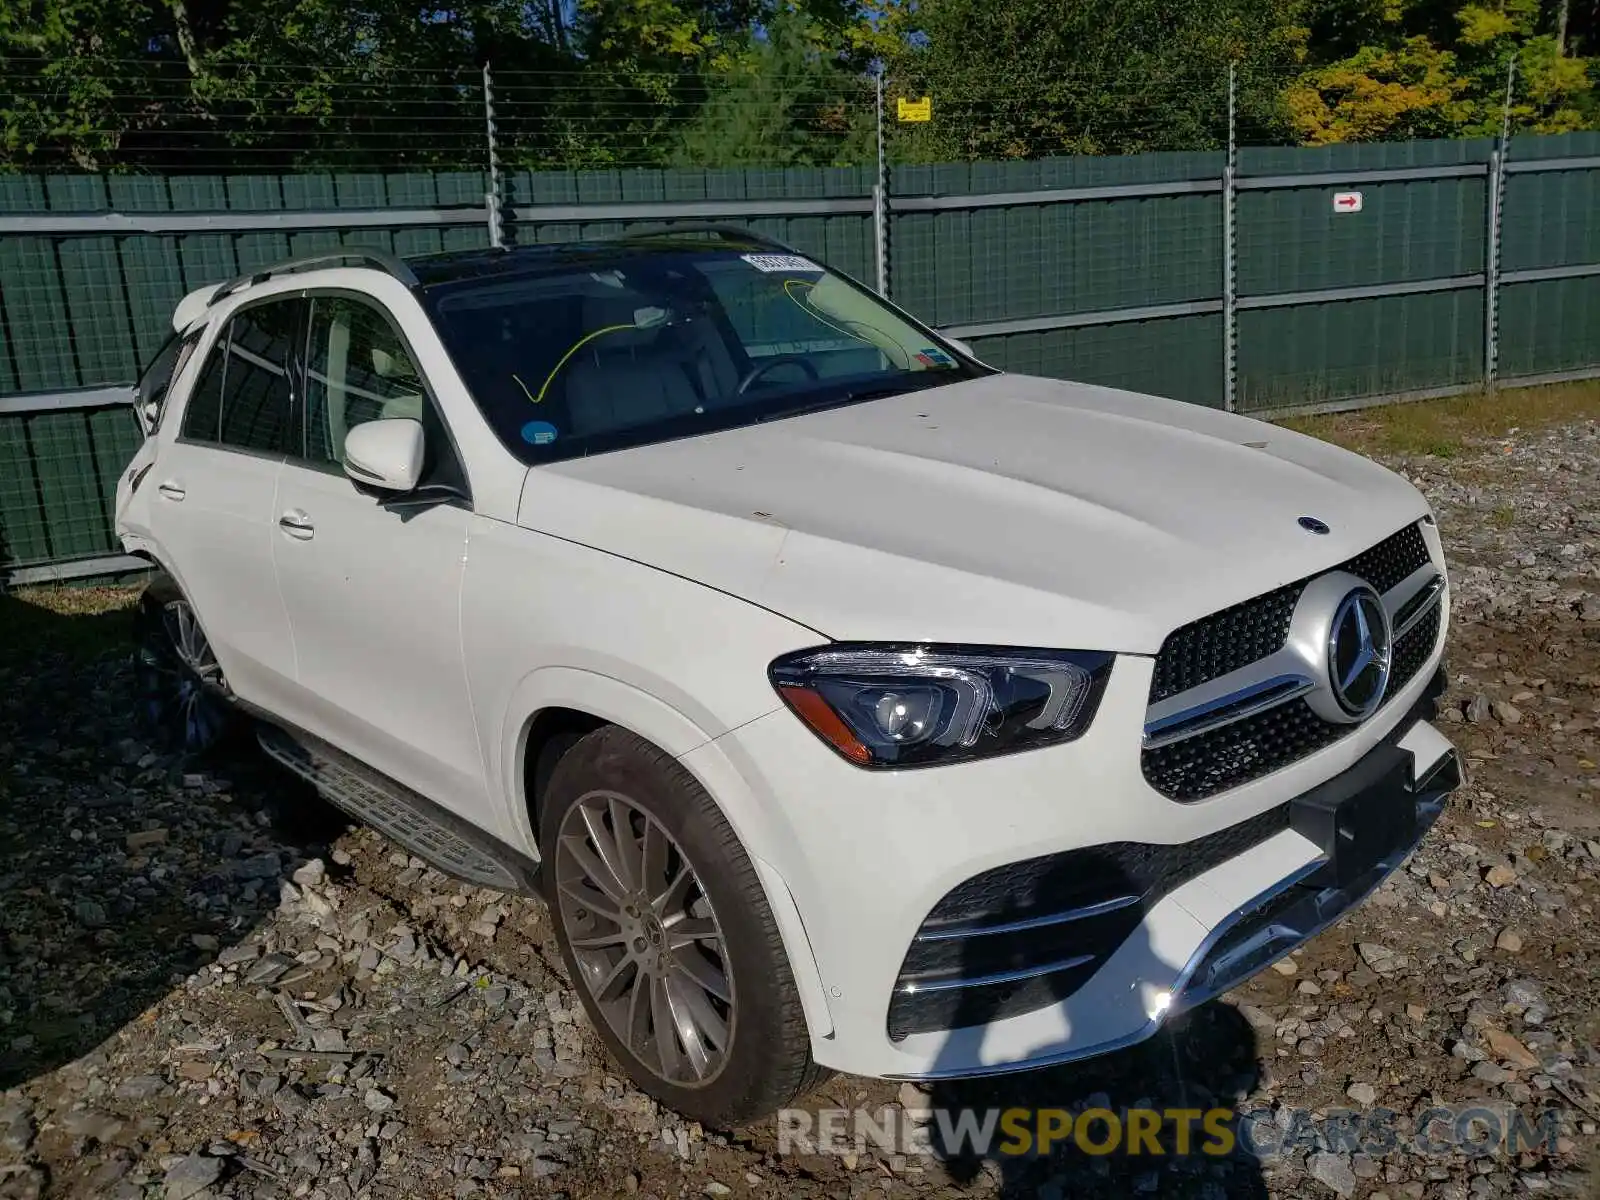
[525,323,638,405]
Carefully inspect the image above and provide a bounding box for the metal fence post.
[873,71,890,298]
[482,61,505,248]
[1222,62,1239,412]
[1484,59,1516,390]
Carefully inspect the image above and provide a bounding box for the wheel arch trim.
[496,667,835,1048]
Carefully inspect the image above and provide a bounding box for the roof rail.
[608,224,794,253]
[213,249,420,303]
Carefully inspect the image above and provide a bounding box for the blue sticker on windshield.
[520,420,559,446]
[916,347,954,368]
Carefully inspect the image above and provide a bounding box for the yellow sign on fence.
[897,96,932,123]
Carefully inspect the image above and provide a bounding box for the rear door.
[144,298,302,709]
[269,292,485,817]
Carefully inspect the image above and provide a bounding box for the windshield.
[420,244,991,463]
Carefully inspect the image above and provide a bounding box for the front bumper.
[686,648,1457,1080]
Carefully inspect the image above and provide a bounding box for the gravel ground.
[2,416,1599,1200]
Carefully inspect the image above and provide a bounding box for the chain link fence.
[2,60,1598,581]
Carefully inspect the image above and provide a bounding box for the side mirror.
[136,397,161,436]
[343,418,424,493]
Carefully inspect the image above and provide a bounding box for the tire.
[134,574,237,755]
[539,725,830,1126]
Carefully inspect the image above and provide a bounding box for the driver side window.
[303,296,428,468]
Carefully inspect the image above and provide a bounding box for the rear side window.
[218,302,297,454]
[180,330,226,442]
[179,300,300,454]
[137,329,202,434]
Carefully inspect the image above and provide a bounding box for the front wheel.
[540,726,829,1126]
[135,576,235,755]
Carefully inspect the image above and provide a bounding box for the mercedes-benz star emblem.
[1328,587,1392,718]
[1299,516,1331,535]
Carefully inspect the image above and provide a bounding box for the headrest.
[370,346,405,377]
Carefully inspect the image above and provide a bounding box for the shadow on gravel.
[0,579,346,1092]
[922,859,1268,1198]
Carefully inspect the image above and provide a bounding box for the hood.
[517,374,1430,651]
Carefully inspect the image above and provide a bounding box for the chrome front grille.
[1142,523,1443,802]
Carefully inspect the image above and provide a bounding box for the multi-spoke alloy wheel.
[136,583,232,753]
[555,789,734,1085]
[540,726,829,1125]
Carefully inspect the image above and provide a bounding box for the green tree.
[872,0,1306,160]
[1284,0,1598,141]
[673,10,874,166]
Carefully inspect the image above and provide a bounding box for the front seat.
[563,323,702,438]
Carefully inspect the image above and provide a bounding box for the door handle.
[157,481,186,501]
[278,510,315,540]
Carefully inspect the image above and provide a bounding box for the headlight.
[769,644,1113,768]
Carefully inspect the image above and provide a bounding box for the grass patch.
[1276,379,1600,458]
[0,584,141,668]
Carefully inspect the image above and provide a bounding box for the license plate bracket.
[1290,744,1417,888]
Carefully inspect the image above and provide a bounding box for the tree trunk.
[1555,0,1569,54]
[168,0,203,76]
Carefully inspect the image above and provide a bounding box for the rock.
[1346,1081,1378,1106]
[1472,1060,1515,1084]
[190,933,219,952]
[363,1087,396,1113]
[1492,700,1523,725]
[0,1105,34,1156]
[1357,943,1400,974]
[113,1075,168,1100]
[163,1155,223,1200]
[233,852,282,880]
[1484,863,1518,887]
[125,828,168,851]
[1495,928,1524,953]
[1503,979,1547,1009]
[245,952,294,985]
[704,1185,732,1197]
[74,898,107,927]
[216,944,259,967]
[1271,957,1298,976]
[61,1109,124,1143]
[1484,1028,1539,1069]
[1466,694,1492,724]
[897,1081,927,1113]
[291,858,326,888]
[1578,594,1600,621]
[1308,1151,1358,1196]
[272,1086,309,1118]
[0,1167,46,1200]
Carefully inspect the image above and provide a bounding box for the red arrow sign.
[1332,190,1364,213]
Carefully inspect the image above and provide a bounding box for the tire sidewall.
[539,727,805,1127]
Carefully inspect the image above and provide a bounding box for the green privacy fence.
[2,135,1599,581]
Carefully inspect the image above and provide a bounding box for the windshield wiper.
[755,374,953,423]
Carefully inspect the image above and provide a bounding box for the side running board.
[256,723,539,895]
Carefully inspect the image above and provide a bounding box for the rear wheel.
[540,725,829,1126]
[135,576,234,754]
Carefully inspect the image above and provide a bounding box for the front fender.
[494,664,742,856]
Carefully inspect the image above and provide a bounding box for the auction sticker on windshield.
[741,254,823,273]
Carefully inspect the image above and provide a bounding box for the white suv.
[116,232,1459,1126]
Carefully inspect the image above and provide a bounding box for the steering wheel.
[736,354,820,395]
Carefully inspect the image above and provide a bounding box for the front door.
[270,293,486,818]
